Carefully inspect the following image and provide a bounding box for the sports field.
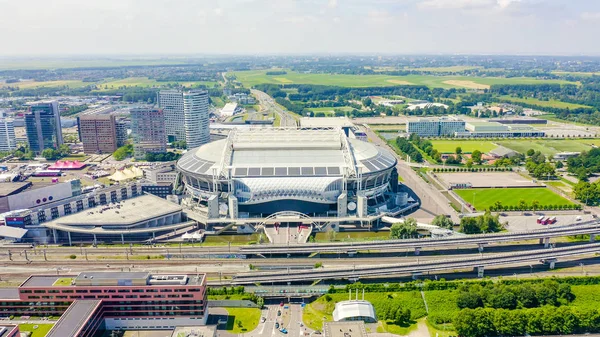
[499,95,591,109]
[454,188,574,210]
[231,69,576,89]
[430,140,498,153]
[307,106,354,115]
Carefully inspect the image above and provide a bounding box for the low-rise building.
[406,117,465,137]
[456,122,545,138]
[332,300,377,323]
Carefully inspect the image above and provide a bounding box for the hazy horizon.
[2,0,600,56]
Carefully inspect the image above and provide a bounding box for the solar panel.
[328,167,341,175]
[288,167,301,175]
[234,168,247,176]
[275,167,287,175]
[362,161,378,172]
[248,168,261,176]
[262,167,274,176]
[301,167,314,175]
[314,167,327,175]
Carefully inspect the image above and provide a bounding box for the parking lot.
[502,213,595,232]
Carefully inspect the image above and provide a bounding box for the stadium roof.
[178,128,396,177]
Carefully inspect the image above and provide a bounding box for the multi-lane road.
[252,89,297,127]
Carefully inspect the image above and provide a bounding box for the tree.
[58,144,71,156]
[395,307,411,326]
[518,199,528,211]
[113,144,134,161]
[456,147,463,155]
[363,97,373,108]
[527,148,535,156]
[466,159,473,168]
[41,148,61,160]
[457,292,483,309]
[556,161,564,169]
[390,218,418,239]
[531,200,540,214]
[472,150,483,164]
[431,215,454,230]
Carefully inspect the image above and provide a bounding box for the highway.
[252,89,297,127]
[239,221,600,254]
[232,242,600,284]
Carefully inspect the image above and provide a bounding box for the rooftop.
[75,271,149,285]
[43,194,182,227]
[0,288,19,300]
[300,117,355,128]
[0,325,18,337]
[46,300,101,337]
[0,182,31,197]
[323,321,367,337]
[21,272,205,288]
[21,275,66,288]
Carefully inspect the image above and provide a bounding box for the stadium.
[177,127,408,229]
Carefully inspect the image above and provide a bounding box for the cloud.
[213,7,223,16]
[328,0,338,9]
[581,11,600,21]
[418,0,521,10]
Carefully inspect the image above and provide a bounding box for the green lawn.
[225,308,261,333]
[499,95,592,109]
[454,188,574,210]
[203,234,261,246]
[303,292,427,332]
[497,139,597,156]
[307,106,354,116]
[314,231,390,242]
[231,69,576,89]
[19,324,54,337]
[570,285,600,310]
[430,140,498,154]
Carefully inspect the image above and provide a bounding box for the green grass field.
[497,139,598,156]
[499,95,592,109]
[231,69,576,89]
[19,324,54,337]
[454,188,574,210]
[225,308,261,333]
[203,234,261,246]
[96,77,217,90]
[0,80,89,89]
[307,106,354,116]
[430,140,498,154]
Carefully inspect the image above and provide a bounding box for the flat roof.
[300,117,354,128]
[44,194,182,227]
[0,325,18,337]
[323,321,367,337]
[46,300,101,337]
[0,288,19,300]
[0,182,30,197]
[0,226,28,239]
[75,271,149,284]
[21,275,65,288]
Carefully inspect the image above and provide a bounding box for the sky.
[1,0,600,56]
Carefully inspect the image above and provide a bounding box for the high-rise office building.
[158,90,210,148]
[25,101,63,153]
[130,108,166,160]
[183,90,210,149]
[0,113,16,152]
[78,115,118,154]
[158,90,185,143]
[115,118,128,147]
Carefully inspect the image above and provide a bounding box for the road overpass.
[239,221,600,255]
[232,242,600,284]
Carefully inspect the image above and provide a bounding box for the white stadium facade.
[177,127,410,229]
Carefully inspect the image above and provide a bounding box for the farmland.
[231,69,576,89]
[453,187,574,210]
[96,77,217,90]
[0,79,89,89]
[499,95,592,109]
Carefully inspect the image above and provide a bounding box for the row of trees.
[390,218,419,239]
[488,200,580,212]
[456,280,574,310]
[145,152,181,162]
[454,306,600,337]
[459,211,504,234]
[432,167,513,173]
[395,137,423,162]
[113,144,134,161]
[574,180,600,205]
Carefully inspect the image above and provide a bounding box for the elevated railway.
[239,221,600,255]
[232,242,600,284]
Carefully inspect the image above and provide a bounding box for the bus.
[548,216,557,224]
[537,216,545,224]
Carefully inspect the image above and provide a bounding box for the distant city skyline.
[1,0,600,56]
